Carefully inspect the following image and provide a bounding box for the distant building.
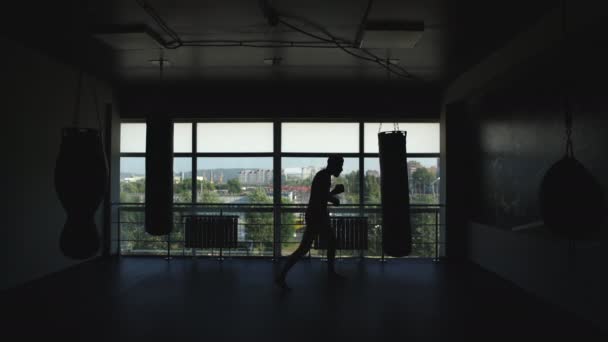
[239,169,272,185]
[123,176,144,183]
[283,166,319,181]
[283,167,302,180]
[366,170,380,178]
[301,166,319,179]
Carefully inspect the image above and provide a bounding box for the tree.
[242,189,298,255]
[227,178,242,194]
[173,178,193,202]
[280,197,298,251]
[335,170,359,204]
[244,189,273,253]
[198,179,220,203]
[364,174,381,204]
[412,167,434,194]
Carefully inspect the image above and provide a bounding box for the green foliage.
[412,167,434,194]
[364,174,381,204]
[174,178,192,203]
[120,179,145,203]
[198,179,220,203]
[334,170,360,204]
[244,189,273,253]
[227,178,242,194]
[242,189,297,254]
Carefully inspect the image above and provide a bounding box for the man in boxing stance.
[275,155,345,289]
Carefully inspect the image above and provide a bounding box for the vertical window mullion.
[273,120,281,259]
[191,122,197,204]
[359,121,365,214]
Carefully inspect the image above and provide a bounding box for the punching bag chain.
[159,49,165,82]
[72,69,84,128]
[376,53,400,134]
[561,0,574,158]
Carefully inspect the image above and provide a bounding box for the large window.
[117,121,442,258]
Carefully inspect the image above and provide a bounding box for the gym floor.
[3,257,606,341]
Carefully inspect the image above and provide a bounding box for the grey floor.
[3,257,606,341]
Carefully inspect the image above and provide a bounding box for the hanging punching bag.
[378,131,412,257]
[540,155,604,240]
[55,128,108,259]
[539,0,606,240]
[145,115,174,236]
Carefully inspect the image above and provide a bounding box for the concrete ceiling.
[84,0,445,84]
[3,0,555,87]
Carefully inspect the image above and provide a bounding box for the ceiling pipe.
[354,0,375,48]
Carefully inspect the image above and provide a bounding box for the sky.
[120,122,439,174]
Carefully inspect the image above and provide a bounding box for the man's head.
[327,155,344,177]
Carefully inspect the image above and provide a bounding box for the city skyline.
[121,157,439,176]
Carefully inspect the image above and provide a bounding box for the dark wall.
[118,81,441,120]
[467,42,608,231]
[1,36,117,290]
[443,3,608,329]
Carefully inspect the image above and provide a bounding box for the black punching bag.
[540,155,605,240]
[378,131,412,257]
[55,128,108,259]
[145,115,174,236]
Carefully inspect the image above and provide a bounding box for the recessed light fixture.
[263,57,282,66]
[149,59,171,67]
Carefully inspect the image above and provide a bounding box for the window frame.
[118,118,441,257]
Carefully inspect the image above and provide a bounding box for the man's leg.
[276,227,315,287]
[323,228,338,275]
[322,227,345,280]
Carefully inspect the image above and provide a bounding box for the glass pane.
[197,123,273,152]
[364,157,440,204]
[281,157,359,205]
[119,208,167,256]
[120,123,146,153]
[196,157,273,203]
[282,123,359,153]
[174,123,192,153]
[364,122,439,153]
[173,158,192,203]
[120,157,145,203]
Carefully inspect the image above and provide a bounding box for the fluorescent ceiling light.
[93,25,164,50]
[360,21,424,49]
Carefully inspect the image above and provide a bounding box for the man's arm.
[328,184,344,205]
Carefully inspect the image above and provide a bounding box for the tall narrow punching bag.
[145,115,174,236]
[378,131,412,257]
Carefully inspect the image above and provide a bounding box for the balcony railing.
[113,203,444,260]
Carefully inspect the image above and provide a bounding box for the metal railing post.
[117,207,121,257]
[165,231,172,261]
[380,224,387,263]
[434,209,439,262]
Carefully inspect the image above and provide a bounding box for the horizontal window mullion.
[407,153,440,158]
[280,152,361,158]
[173,153,194,158]
[195,152,274,157]
[362,153,439,158]
[120,153,146,157]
